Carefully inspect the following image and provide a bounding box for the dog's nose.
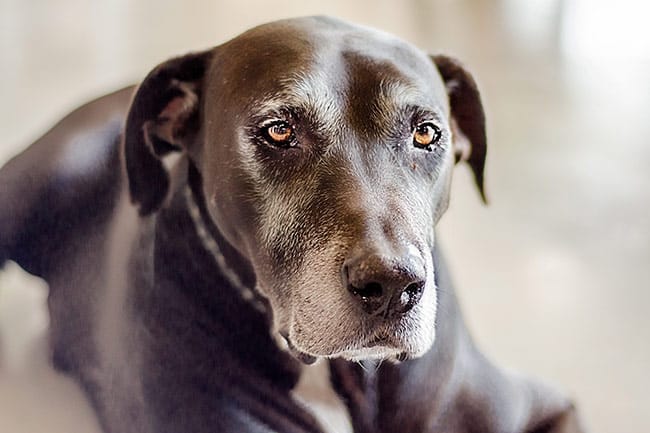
[342,251,426,317]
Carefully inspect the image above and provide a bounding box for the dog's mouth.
[334,334,409,362]
[283,336,319,364]
[281,326,417,364]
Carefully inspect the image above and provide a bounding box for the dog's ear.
[431,55,487,203]
[123,50,211,216]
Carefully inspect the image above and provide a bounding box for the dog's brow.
[357,80,445,142]
[377,81,440,117]
[250,71,346,140]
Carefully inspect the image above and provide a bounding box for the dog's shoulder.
[0,87,134,277]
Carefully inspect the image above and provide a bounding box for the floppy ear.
[431,55,487,203]
[123,50,211,216]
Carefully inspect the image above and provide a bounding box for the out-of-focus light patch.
[561,0,650,59]
[55,117,122,181]
[559,1,650,129]
[523,247,594,315]
[502,0,561,54]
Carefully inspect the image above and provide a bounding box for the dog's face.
[123,17,486,362]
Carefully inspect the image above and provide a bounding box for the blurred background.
[0,0,648,432]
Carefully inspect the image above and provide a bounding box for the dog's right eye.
[413,122,441,151]
[261,121,297,148]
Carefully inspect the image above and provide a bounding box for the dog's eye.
[413,122,441,150]
[262,121,296,147]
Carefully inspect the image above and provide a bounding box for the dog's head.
[123,16,486,362]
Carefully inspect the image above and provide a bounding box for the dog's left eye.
[261,121,297,147]
[413,122,441,150]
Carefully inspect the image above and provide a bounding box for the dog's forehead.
[210,17,448,117]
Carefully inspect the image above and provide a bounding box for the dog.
[0,16,584,433]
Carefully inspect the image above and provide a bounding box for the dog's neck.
[145,161,306,388]
[183,168,268,314]
[183,164,318,362]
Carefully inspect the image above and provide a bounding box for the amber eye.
[413,122,441,150]
[263,121,296,147]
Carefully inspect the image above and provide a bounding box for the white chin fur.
[329,346,404,362]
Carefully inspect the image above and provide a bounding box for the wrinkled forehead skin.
[212,16,449,112]
[199,16,450,254]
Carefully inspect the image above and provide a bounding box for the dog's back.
[0,87,135,374]
[0,87,133,275]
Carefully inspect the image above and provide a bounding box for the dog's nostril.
[405,281,424,298]
[349,281,385,314]
[351,282,383,299]
[397,281,425,313]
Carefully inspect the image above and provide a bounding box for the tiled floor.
[1,1,648,432]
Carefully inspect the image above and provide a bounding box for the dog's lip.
[283,316,421,363]
[330,345,404,362]
[281,331,401,363]
[366,334,392,347]
[280,332,318,364]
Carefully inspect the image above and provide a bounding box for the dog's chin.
[286,341,426,365]
[330,346,405,362]
[282,330,435,365]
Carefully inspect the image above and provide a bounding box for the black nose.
[342,251,426,317]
